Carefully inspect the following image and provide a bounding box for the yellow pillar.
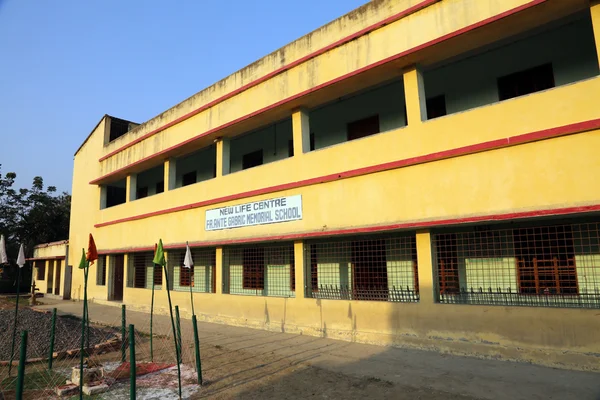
[215,139,230,177]
[591,1,600,65]
[292,108,310,155]
[403,66,426,125]
[416,230,435,304]
[215,247,224,294]
[294,241,305,299]
[164,158,176,191]
[105,254,112,299]
[126,174,137,202]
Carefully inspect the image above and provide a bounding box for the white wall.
[424,14,599,116]
[229,119,293,173]
[310,79,406,150]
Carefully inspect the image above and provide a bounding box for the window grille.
[434,221,600,308]
[35,261,46,281]
[127,252,162,289]
[223,243,295,297]
[167,248,216,293]
[96,255,107,286]
[306,234,418,302]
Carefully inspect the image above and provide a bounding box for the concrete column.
[165,158,177,191]
[416,230,436,305]
[292,108,311,155]
[591,1,600,66]
[403,66,427,125]
[215,247,224,294]
[99,186,107,209]
[216,139,230,177]
[126,174,137,202]
[294,241,305,299]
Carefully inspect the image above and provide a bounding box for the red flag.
[86,234,98,266]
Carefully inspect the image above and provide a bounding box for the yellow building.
[29,240,70,299]
[66,0,600,370]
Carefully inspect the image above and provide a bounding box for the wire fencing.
[0,303,203,399]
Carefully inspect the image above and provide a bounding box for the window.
[426,95,447,119]
[153,264,162,286]
[109,118,130,142]
[130,252,159,289]
[182,171,197,187]
[136,186,148,199]
[288,139,294,157]
[497,63,555,101]
[106,185,126,208]
[156,181,164,194]
[307,235,418,302]
[435,221,600,308]
[243,248,265,290]
[242,150,263,170]
[168,248,217,293]
[180,266,193,287]
[347,115,380,141]
[310,133,315,151]
[96,255,107,286]
[35,261,46,281]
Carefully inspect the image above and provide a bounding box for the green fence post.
[192,315,202,385]
[48,308,57,370]
[121,305,127,363]
[16,330,28,400]
[175,306,182,364]
[129,324,136,400]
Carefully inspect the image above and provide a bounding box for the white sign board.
[205,195,302,231]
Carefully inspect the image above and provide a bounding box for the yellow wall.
[67,0,600,372]
[32,242,68,297]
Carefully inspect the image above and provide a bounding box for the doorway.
[351,239,388,301]
[54,261,61,296]
[110,255,124,301]
[47,261,54,294]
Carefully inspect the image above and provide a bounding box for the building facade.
[68,0,600,370]
[30,240,70,299]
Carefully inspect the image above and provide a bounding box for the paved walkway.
[35,299,600,400]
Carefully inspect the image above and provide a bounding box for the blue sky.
[0,0,367,193]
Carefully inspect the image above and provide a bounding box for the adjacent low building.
[65,0,600,370]
[29,240,70,299]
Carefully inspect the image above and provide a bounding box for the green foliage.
[0,164,70,289]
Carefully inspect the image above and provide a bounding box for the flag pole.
[185,242,195,316]
[78,253,89,400]
[155,239,182,399]
[8,267,21,376]
[9,243,26,376]
[150,243,157,363]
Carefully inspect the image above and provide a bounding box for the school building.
[64,0,600,370]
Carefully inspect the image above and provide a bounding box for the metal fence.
[434,220,600,308]
[305,234,419,302]
[222,243,295,297]
[167,248,217,293]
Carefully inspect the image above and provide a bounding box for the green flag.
[78,248,87,269]
[153,239,166,266]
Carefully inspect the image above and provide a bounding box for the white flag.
[16,244,25,268]
[183,242,193,269]
[0,235,7,264]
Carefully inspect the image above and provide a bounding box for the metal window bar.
[305,234,419,302]
[96,255,107,286]
[127,252,161,289]
[167,248,217,293]
[434,221,600,308]
[223,243,295,297]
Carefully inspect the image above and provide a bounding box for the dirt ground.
[11,299,599,400]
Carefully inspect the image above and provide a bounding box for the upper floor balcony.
[92,6,600,226]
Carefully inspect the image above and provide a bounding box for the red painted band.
[93,117,600,228]
[98,0,442,163]
[26,256,66,261]
[94,0,547,176]
[96,203,600,254]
